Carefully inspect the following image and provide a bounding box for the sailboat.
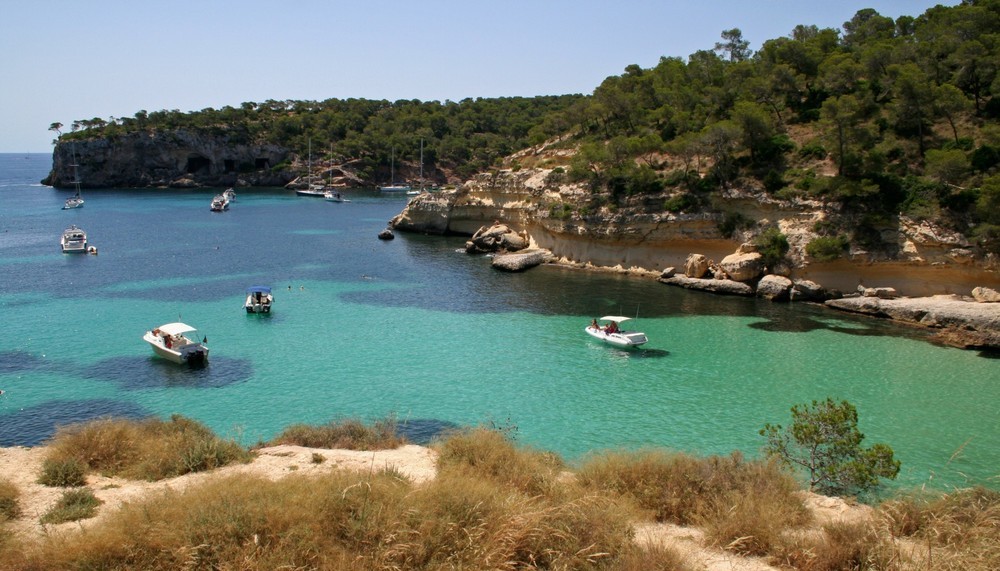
[379,146,411,192]
[406,139,423,195]
[62,143,84,209]
[296,139,326,197]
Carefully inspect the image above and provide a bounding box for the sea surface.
[0,153,997,492]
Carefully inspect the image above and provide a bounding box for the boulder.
[466,223,529,254]
[685,254,709,279]
[719,249,764,282]
[492,249,552,272]
[859,285,899,299]
[790,279,828,302]
[972,286,1000,303]
[660,266,677,279]
[377,228,394,240]
[756,274,793,301]
[659,275,755,296]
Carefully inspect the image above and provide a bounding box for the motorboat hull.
[584,325,648,348]
[143,330,209,365]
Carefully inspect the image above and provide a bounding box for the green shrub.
[38,457,87,487]
[806,235,850,261]
[663,192,696,213]
[718,211,753,238]
[40,488,102,524]
[753,227,790,268]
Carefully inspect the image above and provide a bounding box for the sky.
[0,0,955,152]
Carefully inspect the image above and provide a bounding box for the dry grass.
[434,426,566,497]
[38,488,102,525]
[41,414,253,481]
[0,479,20,521]
[879,487,1000,570]
[264,416,406,450]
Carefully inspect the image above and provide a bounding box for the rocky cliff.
[43,131,294,189]
[390,164,1000,296]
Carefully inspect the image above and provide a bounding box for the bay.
[0,153,997,492]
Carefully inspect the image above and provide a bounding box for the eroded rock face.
[46,132,293,189]
[658,275,755,296]
[492,249,552,272]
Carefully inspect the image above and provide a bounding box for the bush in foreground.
[264,416,405,450]
[42,414,253,481]
[0,479,21,520]
[39,488,102,525]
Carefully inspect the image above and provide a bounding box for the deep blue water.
[0,153,997,492]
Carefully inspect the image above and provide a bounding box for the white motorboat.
[244,286,273,313]
[585,316,648,348]
[143,322,209,365]
[324,190,350,202]
[60,225,88,253]
[210,194,229,211]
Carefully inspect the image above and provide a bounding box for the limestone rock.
[859,286,899,299]
[377,228,394,240]
[972,286,1000,303]
[658,275,755,296]
[757,274,793,301]
[466,223,529,254]
[685,254,709,279]
[660,266,676,279]
[719,249,764,282]
[790,279,828,302]
[826,294,1000,349]
[492,249,552,272]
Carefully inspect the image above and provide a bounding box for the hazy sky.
[1,0,953,152]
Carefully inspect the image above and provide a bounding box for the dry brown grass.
[772,520,900,571]
[263,416,406,450]
[42,414,253,481]
[0,479,20,521]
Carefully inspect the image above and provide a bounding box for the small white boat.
[60,225,88,253]
[244,286,273,313]
[63,192,84,209]
[210,194,229,211]
[143,322,209,365]
[324,190,350,202]
[585,316,648,348]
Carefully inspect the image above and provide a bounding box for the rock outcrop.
[825,294,1000,349]
[719,243,765,282]
[492,249,553,272]
[466,223,529,254]
[657,275,755,296]
[45,131,294,189]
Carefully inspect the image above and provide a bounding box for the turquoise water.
[1,153,997,492]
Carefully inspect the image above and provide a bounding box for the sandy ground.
[1,444,871,570]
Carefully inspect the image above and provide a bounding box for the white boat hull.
[584,325,648,348]
[143,330,209,365]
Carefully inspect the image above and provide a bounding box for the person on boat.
[590,318,599,330]
[605,321,618,334]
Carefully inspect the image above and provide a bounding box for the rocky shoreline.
[400,213,1000,351]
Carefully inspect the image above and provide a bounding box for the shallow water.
[1,153,998,492]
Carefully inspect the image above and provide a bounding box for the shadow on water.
[84,356,254,390]
[0,351,52,374]
[397,418,462,445]
[0,398,151,447]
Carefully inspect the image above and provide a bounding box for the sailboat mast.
[419,139,424,190]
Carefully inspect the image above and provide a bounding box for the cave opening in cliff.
[255,158,270,169]
[185,155,211,174]
[223,160,236,174]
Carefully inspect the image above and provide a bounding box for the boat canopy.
[246,286,272,294]
[598,316,632,323]
[157,322,197,336]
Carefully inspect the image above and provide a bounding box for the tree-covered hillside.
[52,2,1000,252]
